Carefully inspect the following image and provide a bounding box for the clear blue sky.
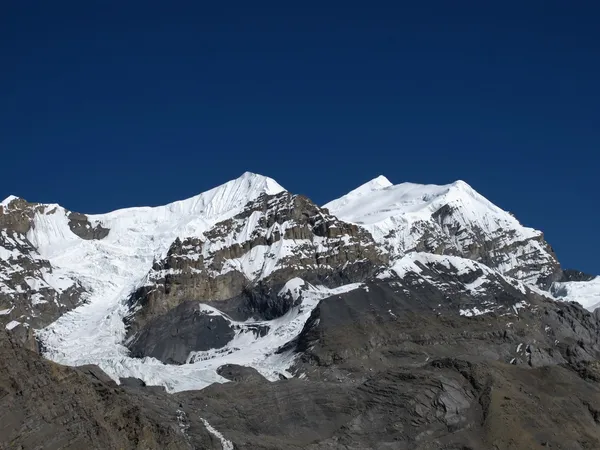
[1,1,598,274]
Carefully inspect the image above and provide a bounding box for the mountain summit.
[325,178,560,286]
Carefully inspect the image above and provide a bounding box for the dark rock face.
[124,191,387,345]
[7,316,600,450]
[126,295,273,365]
[116,251,600,448]
[68,212,110,240]
[126,301,237,364]
[217,364,267,383]
[0,330,217,450]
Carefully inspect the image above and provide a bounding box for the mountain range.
[1,172,599,449]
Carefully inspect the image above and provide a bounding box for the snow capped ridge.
[89,171,285,220]
[25,172,285,258]
[324,178,519,228]
[361,175,393,191]
[152,171,285,218]
[324,177,557,285]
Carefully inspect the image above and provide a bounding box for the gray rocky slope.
[1,173,600,449]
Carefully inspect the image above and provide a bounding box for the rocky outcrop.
[427,203,562,287]
[6,319,600,449]
[217,364,267,383]
[0,197,41,234]
[126,301,238,364]
[1,197,109,241]
[0,197,111,348]
[68,212,110,240]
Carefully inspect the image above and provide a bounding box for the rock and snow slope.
[0,172,598,393]
[0,173,376,391]
[28,173,322,391]
[3,172,284,328]
[324,176,561,286]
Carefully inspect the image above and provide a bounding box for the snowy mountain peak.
[450,179,470,189]
[233,171,285,196]
[0,195,21,208]
[325,178,560,285]
[323,175,392,214]
[365,175,393,189]
[324,179,485,226]
[346,175,392,194]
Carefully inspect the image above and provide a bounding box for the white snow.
[279,277,308,301]
[0,307,13,315]
[0,246,21,261]
[459,307,493,317]
[552,277,600,311]
[42,271,75,293]
[326,176,392,213]
[200,418,234,450]
[176,409,191,440]
[30,293,47,305]
[512,301,528,315]
[325,178,535,235]
[5,320,20,330]
[186,281,363,379]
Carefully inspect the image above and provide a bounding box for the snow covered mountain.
[324,176,561,286]
[2,171,600,449]
[0,172,597,394]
